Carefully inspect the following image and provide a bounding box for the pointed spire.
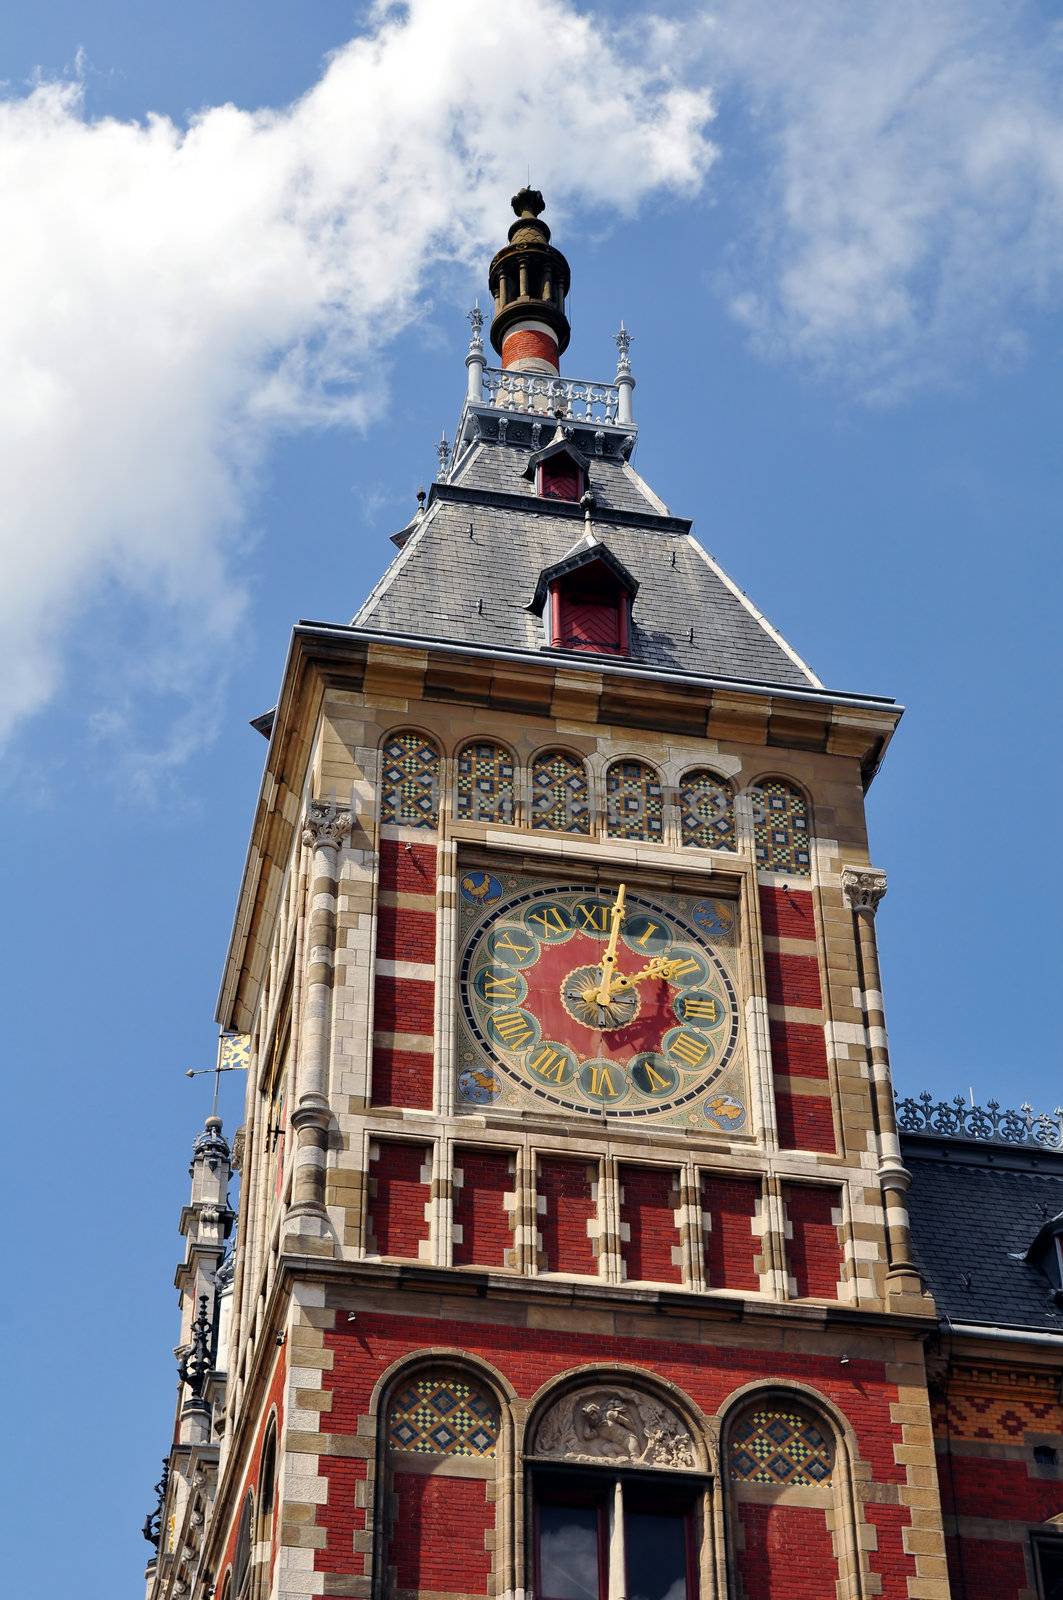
[488,188,571,375]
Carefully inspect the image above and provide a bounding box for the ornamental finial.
[467,301,484,349]
[615,321,633,374]
[437,429,451,479]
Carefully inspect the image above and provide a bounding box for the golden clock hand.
[593,882,627,1006]
[611,955,684,992]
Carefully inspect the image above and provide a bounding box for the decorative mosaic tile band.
[387,1374,500,1457]
[606,759,665,841]
[751,780,811,876]
[730,1404,834,1486]
[680,770,737,851]
[381,731,441,829]
[530,750,591,834]
[456,741,516,825]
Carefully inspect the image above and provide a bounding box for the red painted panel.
[769,1018,828,1079]
[619,1164,682,1284]
[557,595,623,652]
[370,1044,433,1110]
[373,975,434,1035]
[764,950,822,1009]
[758,884,817,941]
[369,1142,430,1259]
[944,1534,1028,1599]
[379,838,437,894]
[736,1502,839,1598]
[783,1183,842,1298]
[775,1090,836,1152]
[454,1147,513,1268]
[538,1156,597,1275]
[939,1453,1063,1523]
[701,1174,760,1291]
[376,901,436,963]
[391,1473,492,1594]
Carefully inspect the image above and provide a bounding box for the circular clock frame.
[458,881,740,1119]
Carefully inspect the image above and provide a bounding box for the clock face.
[456,873,745,1125]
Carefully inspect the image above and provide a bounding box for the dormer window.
[538,454,583,501]
[529,538,639,659]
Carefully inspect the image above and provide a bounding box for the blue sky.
[1,3,1060,1595]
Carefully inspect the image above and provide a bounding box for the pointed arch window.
[750,779,811,875]
[530,750,590,834]
[253,1427,277,1599]
[456,741,516,825]
[606,759,664,842]
[679,770,736,851]
[380,730,441,830]
[232,1491,254,1600]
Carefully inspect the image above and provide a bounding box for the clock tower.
[148,190,956,1600]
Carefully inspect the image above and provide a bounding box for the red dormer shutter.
[538,457,583,501]
[558,595,621,651]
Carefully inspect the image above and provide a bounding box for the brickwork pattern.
[701,1173,762,1291]
[453,1147,516,1268]
[618,1163,682,1283]
[367,1142,431,1258]
[761,886,836,1155]
[735,1502,839,1599]
[371,839,436,1110]
[537,1156,598,1274]
[391,1472,493,1595]
[783,1183,843,1299]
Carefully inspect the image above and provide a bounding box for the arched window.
[530,750,590,834]
[380,730,441,830]
[253,1427,277,1599]
[679,769,736,851]
[382,1368,501,1598]
[528,1382,702,1600]
[456,741,516,825]
[750,778,811,875]
[728,1396,838,1595]
[606,759,664,841]
[232,1491,254,1600]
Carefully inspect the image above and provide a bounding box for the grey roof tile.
[355,440,819,689]
[903,1139,1063,1333]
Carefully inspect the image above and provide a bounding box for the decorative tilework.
[530,750,590,834]
[750,779,811,875]
[605,759,664,841]
[387,1373,499,1457]
[456,741,516,824]
[380,730,441,829]
[680,770,736,851]
[730,1403,834,1487]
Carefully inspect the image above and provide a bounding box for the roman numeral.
[528,1046,570,1082]
[483,973,520,1000]
[668,1031,710,1068]
[638,1060,670,1092]
[574,901,609,933]
[493,933,532,957]
[491,1010,535,1047]
[585,1064,620,1098]
[682,995,719,1022]
[527,905,569,935]
[635,921,660,946]
[669,957,701,979]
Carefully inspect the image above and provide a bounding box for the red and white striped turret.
[488,188,571,376]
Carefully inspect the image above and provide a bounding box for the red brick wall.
[390,1473,492,1595]
[736,1502,839,1599]
[783,1183,842,1298]
[760,887,836,1155]
[217,1351,285,1587]
[315,1307,914,1587]
[934,1377,1063,1598]
[372,840,436,1111]
[368,1141,430,1259]
[867,1502,919,1598]
[619,1164,682,1284]
[453,1146,514,1269]
[701,1173,760,1291]
[537,1156,597,1274]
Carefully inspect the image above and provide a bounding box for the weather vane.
[186,1031,251,1116]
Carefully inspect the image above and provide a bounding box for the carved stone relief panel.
[531,1385,698,1470]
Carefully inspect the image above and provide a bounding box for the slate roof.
[354,433,821,691]
[903,1136,1063,1334]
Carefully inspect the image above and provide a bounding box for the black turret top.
[488,188,572,359]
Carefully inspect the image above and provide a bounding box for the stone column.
[842,866,918,1284]
[286,799,350,1248]
[614,323,635,425]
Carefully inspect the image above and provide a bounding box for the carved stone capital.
[842,866,888,917]
[302,800,352,853]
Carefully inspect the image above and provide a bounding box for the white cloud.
[701,0,1063,395]
[0,0,715,760]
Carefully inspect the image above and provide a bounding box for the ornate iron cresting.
[481,365,620,424]
[142,1457,169,1548]
[896,1091,1063,1150]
